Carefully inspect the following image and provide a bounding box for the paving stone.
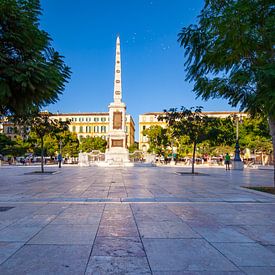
[0,224,42,242]
[97,224,139,237]
[15,214,56,226]
[138,221,200,239]
[85,256,151,275]
[192,226,255,243]
[234,225,275,245]
[143,238,239,272]
[28,224,97,245]
[92,237,145,257]
[0,244,90,274]
[0,242,24,265]
[0,166,275,273]
[51,213,101,225]
[212,242,275,267]
[240,266,275,275]
[153,271,244,275]
[34,204,69,215]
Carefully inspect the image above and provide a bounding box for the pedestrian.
[225,153,231,170]
[57,153,62,168]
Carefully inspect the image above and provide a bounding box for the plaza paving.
[0,165,275,274]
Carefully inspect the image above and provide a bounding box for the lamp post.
[170,141,175,165]
[232,115,244,170]
[59,140,62,155]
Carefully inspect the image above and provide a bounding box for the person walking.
[57,153,62,168]
[225,153,231,170]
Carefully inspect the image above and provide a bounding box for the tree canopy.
[178,0,274,117]
[162,106,223,173]
[0,0,71,116]
[19,112,69,172]
[178,0,275,182]
[142,125,169,156]
[79,136,107,153]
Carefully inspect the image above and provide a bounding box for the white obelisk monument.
[105,36,131,166]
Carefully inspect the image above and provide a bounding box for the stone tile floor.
[0,165,274,274]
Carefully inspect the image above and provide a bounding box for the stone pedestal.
[232,160,244,170]
[105,147,130,165]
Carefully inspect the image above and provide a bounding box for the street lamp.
[232,115,244,170]
[170,141,175,165]
[59,140,62,155]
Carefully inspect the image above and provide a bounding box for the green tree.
[128,142,139,153]
[19,112,69,172]
[162,107,222,173]
[79,136,107,153]
[58,131,79,158]
[0,0,71,117]
[0,133,15,156]
[143,125,169,156]
[178,0,275,183]
[239,117,272,161]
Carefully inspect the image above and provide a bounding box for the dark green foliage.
[16,112,69,172]
[0,0,71,116]
[79,136,107,153]
[58,131,79,158]
[239,116,272,153]
[178,0,275,117]
[143,125,169,156]
[128,142,139,153]
[0,133,15,156]
[161,106,222,173]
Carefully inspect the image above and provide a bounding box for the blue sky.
[40,0,238,130]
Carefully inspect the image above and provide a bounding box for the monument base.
[232,160,244,170]
[104,147,133,167]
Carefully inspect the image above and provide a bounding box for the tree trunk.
[41,137,44,173]
[192,141,196,174]
[268,116,275,187]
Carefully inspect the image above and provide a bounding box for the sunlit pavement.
[0,165,275,274]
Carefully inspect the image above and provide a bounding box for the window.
[94,117,99,122]
[86,126,91,133]
[142,136,148,142]
[94,126,99,133]
[7,127,14,134]
[126,126,128,133]
[142,126,146,136]
[101,117,106,122]
[86,117,88,122]
[72,126,76,132]
[101,126,106,133]
[78,117,81,122]
[79,126,83,133]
